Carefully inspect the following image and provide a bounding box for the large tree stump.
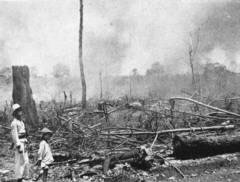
[12,66,38,127]
[173,133,240,160]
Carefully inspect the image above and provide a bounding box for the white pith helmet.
[12,103,21,112]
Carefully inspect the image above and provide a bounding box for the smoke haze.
[0,0,240,101]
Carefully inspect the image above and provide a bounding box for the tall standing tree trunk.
[129,76,132,98]
[12,66,38,127]
[188,29,200,92]
[79,0,87,108]
[99,71,103,99]
[70,91,73,106]
[189,50,196,90]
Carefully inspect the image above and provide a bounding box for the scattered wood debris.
[2,97,240,181]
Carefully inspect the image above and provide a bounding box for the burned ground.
[1,97,240,181]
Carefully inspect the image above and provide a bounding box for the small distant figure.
[11,103,30,182]
[35,128,54,182]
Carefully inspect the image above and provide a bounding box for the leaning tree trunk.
[79,0,87,109]
[12,66,38,127]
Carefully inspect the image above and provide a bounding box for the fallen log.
[168,109,236,121]
[169,97,240,118]
[63,107,81,112]
[173,132,240,159]
[130,105,237,120]
[209,97,240,105]
[100,125,235,136]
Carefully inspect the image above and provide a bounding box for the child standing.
[35,128,54,182]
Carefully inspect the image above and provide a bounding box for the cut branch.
[170,97,240,118]
[100,125,234,136]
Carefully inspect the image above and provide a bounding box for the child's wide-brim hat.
[12,103,22,113]
[40,127,53,133]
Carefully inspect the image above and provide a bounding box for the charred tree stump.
[12,66,38,127]
[173,133,240,160]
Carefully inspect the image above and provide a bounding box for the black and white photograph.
[1,0,240,181]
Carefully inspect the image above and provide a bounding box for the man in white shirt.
[11,104,30,182]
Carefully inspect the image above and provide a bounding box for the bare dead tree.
[129,75,132,98]
[188,28,200,90]
[63,91,67,107]
[69,91,73,105]
[99,71,103,99]
[79,0,87,108]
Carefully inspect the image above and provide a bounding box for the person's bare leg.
[42,169,48,182]
[33,173,42,181]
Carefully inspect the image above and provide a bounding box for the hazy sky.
[0,0,240,80]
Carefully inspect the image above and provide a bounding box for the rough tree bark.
[173,133,240,160]
[12,66,38,127]
[79,0,87,108]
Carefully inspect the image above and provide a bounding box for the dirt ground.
[1,132,240,182]
[2,139,240,182]
[177,167,240,182]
